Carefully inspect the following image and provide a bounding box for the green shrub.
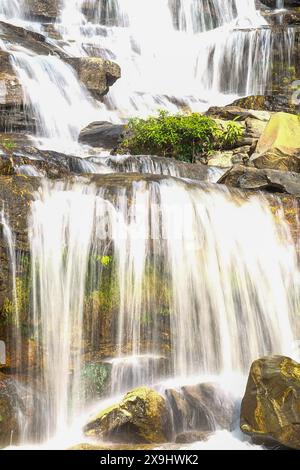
[120,111,243,163]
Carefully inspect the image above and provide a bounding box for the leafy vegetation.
[120,111,243,163]
[0,138,16,152]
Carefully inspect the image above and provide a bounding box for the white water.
[21,176,299,446]
[0,1,294,151]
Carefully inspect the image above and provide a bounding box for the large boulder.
[251,112,300,171]
[65,58,121,100]
[84,386,172,443]
[240,356,300,449]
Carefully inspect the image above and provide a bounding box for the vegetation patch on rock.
[119,111,244,163]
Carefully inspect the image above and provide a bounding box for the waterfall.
[10,51,101,152]
[25,177,299,440]
[0,1,294,150]
[0,1,23,19]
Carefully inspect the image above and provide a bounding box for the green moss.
[85,386,171,443]
[81,362,112,400]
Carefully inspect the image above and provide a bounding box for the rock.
[0,52,23,108]
[65,58,121,100]
[251,112,300,172]
[260,1,300,8]
[240,355,300,450]
[84,386,172,443]
[206,105,271,122]
[0,376,28,447]
[79,121,125,149]
[231,95,298,115]
[0,21,64,57]
[25,0,61,22]
[166,382,236,434]
[175,431,213,444]
[219,164,300,196]
[245,118,268,141]
[0,52,31,133]
[207,151,234,168]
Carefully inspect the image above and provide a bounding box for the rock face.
[65,58,121,100]
[240,356,300,449]
[84,386,172,443]
[251,112,300,171]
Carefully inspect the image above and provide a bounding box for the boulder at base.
[240,355,300,449]
[251,113,300,172]
[84,386,172,444]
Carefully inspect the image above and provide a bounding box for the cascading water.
[9,51,101,152]
[19,176,299,446]
[0,0,300,452]
[0,0,296,151]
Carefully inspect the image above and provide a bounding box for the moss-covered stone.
[84,386,172,444]
[240,355,300,449]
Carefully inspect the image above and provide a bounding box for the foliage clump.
[120,111,243,162]
[0,138,16,152]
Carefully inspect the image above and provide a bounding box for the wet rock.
[102,155,227,182]
[25,0,61,22]
[251,112,300,171]
[175,431,213,444]
[84,386,172,443]
[0,21,64,57]
[0,376,28,447]
[65,58,121,100]
[219,164,300,196]
[166,382,236,435]
[240,355,300,450]
[79,121,125,149]
[231,95,298,115]
[0,52,23,108]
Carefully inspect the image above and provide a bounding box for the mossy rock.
[240,355,300,449]
[84,386,172,444]
[252,113,300,172]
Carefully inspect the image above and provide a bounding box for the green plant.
[120,111,243,162]
[221,120,244,147]
[0,138,16,151]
